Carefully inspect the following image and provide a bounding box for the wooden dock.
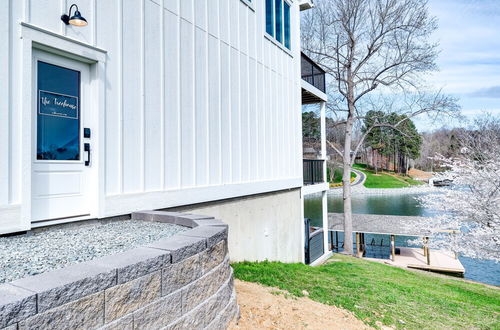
[367,247,465,275]
[328,213,465,276]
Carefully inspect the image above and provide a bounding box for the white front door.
[31,50,92,222]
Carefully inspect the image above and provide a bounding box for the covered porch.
[301,52,330,265]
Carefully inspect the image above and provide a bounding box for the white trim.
[105,178,303,217]
[302,182,329,195]
[301,79,328,102]
[30,214,95,229]
[21,22,107,61]
[0,205,24,234]
[310,251,333,266]
[264,32,293,58]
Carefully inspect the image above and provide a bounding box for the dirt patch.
[408,168,433,180]
[229,280,372,330]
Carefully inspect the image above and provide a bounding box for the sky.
[422,0,500,130]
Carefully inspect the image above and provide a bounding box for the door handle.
[84,143,91,166]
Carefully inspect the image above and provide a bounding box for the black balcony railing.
[301,52,326,93]
[303,159,324,185]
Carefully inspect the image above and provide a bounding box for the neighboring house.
[0,0,325,263]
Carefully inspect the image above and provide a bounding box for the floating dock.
[328,213,465,276]
[367,247,465,275]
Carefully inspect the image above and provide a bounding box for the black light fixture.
[61,4,88,27]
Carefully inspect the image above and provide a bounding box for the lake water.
[304,191,500,286]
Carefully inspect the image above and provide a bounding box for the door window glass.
[37,61,81,160]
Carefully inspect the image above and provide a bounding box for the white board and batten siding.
[0,0,303,233]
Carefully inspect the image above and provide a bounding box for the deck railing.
[301,52,326,93]
[303,159,324,185]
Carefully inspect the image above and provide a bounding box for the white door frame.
[31,50,92,222]
[20,22,107,229]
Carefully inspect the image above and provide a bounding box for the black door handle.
[84,143,91,166]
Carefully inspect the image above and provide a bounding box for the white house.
[0,0,330,263]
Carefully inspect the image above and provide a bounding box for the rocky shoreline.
[328,185,440,195]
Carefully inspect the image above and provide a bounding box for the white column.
[320,101,329,255]
[320,101,326,172]
[322,190,329,254]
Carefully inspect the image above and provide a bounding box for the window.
[37,61,81,161]
[266,0,274,36]
[266,0,291,50]
[275,0,283,43]
[284,1,291,49]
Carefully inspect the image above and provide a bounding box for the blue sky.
[423,0,500,129]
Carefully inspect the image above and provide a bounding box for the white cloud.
[427,0,500,121]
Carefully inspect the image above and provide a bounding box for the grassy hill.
[232,255,499,329]
[353,164,424,188]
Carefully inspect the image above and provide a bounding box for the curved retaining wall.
[0,212,239,330]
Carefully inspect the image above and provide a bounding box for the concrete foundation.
[169,189,303,263]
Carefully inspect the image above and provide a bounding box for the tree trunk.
[342,127,354,255]
[342,81,355,255]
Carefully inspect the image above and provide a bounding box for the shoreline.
[328,185,440,195]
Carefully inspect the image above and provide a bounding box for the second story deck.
[301,52,326,105]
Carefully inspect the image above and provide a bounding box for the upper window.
[266,0,274,35]
[266,0,291,50]
[284,2,291,49]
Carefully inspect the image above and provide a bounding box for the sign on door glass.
[37,61,80,160]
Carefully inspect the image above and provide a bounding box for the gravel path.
[0,220,188,284]
[351,169,366,186]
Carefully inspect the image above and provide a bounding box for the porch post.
[356,232,361,257]
[390,235,396,261]
[322,190,329,255]
[426,237,431,265]
[320,101,327,182]
[320,101,329,257]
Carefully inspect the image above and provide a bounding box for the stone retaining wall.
[0,212,239,330]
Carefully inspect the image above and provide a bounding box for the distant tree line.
[362,111,422,174]
[414,128,462,171]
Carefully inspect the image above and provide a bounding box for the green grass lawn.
[232,255,500,329]
[329,168,357,183]
[353,164,424,188]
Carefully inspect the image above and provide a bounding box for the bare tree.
[301,0,460,254]
[415,127,463,171]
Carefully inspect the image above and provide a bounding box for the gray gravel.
[0,220,188,284]
[329,185,438,195]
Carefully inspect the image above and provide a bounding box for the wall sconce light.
[61,4,88,27]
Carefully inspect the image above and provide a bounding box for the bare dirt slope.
[230,280,372,330]
[408,168,433,180]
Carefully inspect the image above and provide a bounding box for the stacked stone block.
[0,212,239,330]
